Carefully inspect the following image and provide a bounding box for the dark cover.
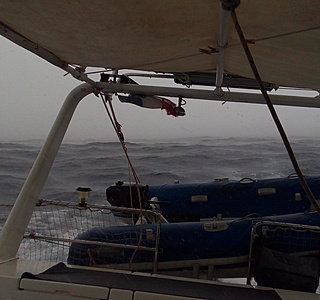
[253,246,319,293]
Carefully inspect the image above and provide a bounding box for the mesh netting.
[253,221,320,254]
[2,200,162,267]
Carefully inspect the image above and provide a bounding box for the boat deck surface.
[0,258,284,300]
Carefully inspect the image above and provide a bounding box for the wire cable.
[226,4,320,214]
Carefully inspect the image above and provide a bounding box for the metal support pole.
[0,83,93,263]
[96,82,320,108]
[214,7,230,95]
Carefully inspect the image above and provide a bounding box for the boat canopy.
[0,0,319,90]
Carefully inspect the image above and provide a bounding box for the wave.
[1,137,320,205]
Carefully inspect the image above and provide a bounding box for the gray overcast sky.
[1,36,319,142]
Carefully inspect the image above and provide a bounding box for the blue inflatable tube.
[147,176,320,221]
[68,212,320,267]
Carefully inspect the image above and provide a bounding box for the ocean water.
[1,136,320,207]
[1,136,320,268]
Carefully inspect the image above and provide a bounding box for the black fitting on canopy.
[221,0,240,11]
[100,73,109,82]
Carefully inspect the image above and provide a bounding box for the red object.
[161,99,177,116]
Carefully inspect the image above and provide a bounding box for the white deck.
[0,258,319,300]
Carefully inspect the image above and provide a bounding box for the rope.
[224,25,320,50]
[99,92,144,207]
[249,25,320,44]
[36,199,161,218]
[99,92,141,184]
[99,92,146,266]
[226,4,320,214]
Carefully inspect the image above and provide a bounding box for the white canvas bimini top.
[0,0,319,89]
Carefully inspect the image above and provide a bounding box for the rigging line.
[228,5,320,214]
[226,25,320,48]
[99,93,119,137]
[99,92,141,184]
[251,25,320,43]
[99,92,144,229]
[100,91,146,255]
[125,53,203,70]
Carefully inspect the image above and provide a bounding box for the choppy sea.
[0,136,320,266]
[1,136,319,207]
